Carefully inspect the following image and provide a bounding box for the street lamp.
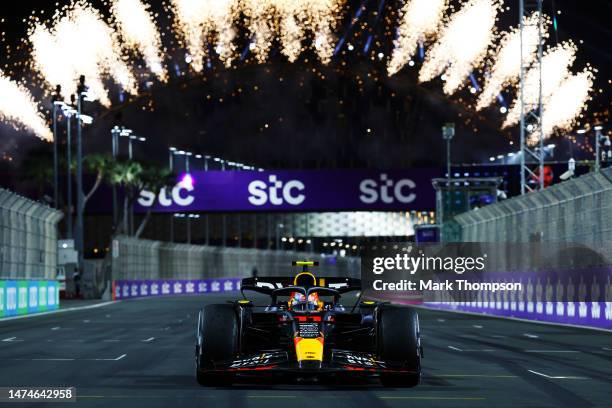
[593,125,605,172]
[442,123,455,183]
[111,126,121,228]
[51,85,63,209]
[75,75,89,274]
[62,104,77,239]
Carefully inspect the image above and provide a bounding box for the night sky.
[0,0,609,190]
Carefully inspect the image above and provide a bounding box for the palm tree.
[133,165,175,238]
[82,154,115,207]
[108,160,143,235]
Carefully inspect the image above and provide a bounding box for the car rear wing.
[241,276,361,295]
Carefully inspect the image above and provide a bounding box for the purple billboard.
[132,169,439,213]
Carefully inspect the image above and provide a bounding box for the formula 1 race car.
[195,261,423,387]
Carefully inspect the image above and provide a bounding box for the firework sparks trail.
[528,69,593,144]
[387,0,447,76]
[277,0,305,62]
[476,12,548,110]
[242,0,281,63]
[419,0,501,95]
[306,0,344,64]
[29,2,138,107]
[111,0,168,81]
[503,41,576,128]
[171,0,238,71]
[0,73,52,141]
[242,0,342,64]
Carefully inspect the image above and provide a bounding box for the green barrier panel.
[17,281,28,315]
[38,281,47,312]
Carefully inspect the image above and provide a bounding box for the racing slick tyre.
[195,304,238,386]
[377,306,422,388]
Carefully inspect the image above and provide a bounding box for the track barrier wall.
[431,168,612,329]
[108,235,360,299]
[0,189,63,318]
[0,188,63,280]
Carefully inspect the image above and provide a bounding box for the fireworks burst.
[29,2,138,107]
[111,0,168,82]
[387,0,447,76]
[528,69,594,144]
[419,0,501,95]
[476,12,548,111]
[0,0,597,145]
[170,0,239,71]
[503,41,576,128]
[0,73,52,141]
[242,0,343,64]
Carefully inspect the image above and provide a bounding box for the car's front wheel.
[376,306,422,387]
[195,304,238,386]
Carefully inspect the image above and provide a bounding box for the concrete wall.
[110,235,360,281]
[0,189,63,279]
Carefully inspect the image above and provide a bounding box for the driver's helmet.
[288,292,324,311]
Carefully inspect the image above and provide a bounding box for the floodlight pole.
[52,85,62,209]
[442,123,455,183]
[111,127,119,229]
[595,128,602,172]
[75,75,85,273]
[66,108,73,239]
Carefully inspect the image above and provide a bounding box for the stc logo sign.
[131,171,423,211]
[248,175,305,206]
[137,180,195,208]
[359,173,416,204]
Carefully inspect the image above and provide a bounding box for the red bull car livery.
[195,261,423,387]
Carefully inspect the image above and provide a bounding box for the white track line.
[448,345,463,351]
[141,337,155,342]
[528,369,587,380]
[88,354,127,361]
[525,350,580,353]
[524,333,539,338]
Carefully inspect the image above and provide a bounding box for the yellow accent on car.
[294,337,324,361]
[293,272,317,286]
[293,261,316,267]
[318,278,325,287]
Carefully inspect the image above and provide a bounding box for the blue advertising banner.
[127,169,440,213]
[0,280,59,319]
[112,278,242,300]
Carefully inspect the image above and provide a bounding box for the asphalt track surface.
[0,293,610,408]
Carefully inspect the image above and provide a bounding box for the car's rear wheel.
[377,306,422,387]
[195,304,238,386]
